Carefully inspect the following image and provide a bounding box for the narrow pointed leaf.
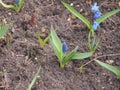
[0,24,10,39]
[16,0,24,12]
[36,32,50,48]
[36,32,44,48]
[61,1,91,29]
[63,46,78,64]
[88,32,92,51]
[50,28,63,60]
[95,60,120,78]
[50,38,61,61]
[96,8,120,24]
[51,28,62,52]
[72,52,93,60]
[44,34,50,44]
[27,66,41,90]
[0,0,24,12]
[0,0,15,9]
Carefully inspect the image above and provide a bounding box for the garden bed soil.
[0,0,120,90]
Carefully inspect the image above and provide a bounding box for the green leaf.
[0,24,10,39]
[88,32,92,51]
[36,32,50,48]
[44,34,50,44]
[88,32,100,52]
[16,0,24,12]
[0,0,15,9]
[95,60,120,78]
[27,66,41,90]
[63,46,78,64]
[0,0,24,12]
[72,51,93,60]
[50,27,63,61]
[61,1,91,30]
[96,8,120,24]
[93,38,101,51]
[36,32,44,48]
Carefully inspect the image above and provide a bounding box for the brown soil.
[0,0,120,90]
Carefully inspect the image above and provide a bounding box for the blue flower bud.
[62,42,68,53]
[92,21,99,30]
[15,0,19,6]
[94,11,102,19]
[118,57,120,66]
[91,3,99,13]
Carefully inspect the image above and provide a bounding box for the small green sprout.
[88,32,100,52]
[50,27,93,68]
[0,24,10,39]
[36,32,50,48]
[27,66,41,90]
[62,1,120,36]
[0,0,24,12]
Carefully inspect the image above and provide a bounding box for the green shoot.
[95,60,120,78]
[0,0,24,12]
[36,32,50,48]
[27,66,41,90]
[88,32,100,52]
[50,27,93,68]
[0,24,10,39]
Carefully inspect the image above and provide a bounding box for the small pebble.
[67,17,71,22]
[110,82,112,84]
[106,60,114,64]
[70,14,76,20]
[35,57,38,60]
[76,5,80,7]
[80,9,83,12]
[11,27,15,33]
[70,3,74,6]
[8,12,12,15]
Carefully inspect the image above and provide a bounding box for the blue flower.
[92,21,99,30]
[15,0,19,6]
[62,42,68,53]
[94,11,102,19]
[91,3,99,13]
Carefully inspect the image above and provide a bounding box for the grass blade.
[95,60,120,78]
[0,24,10,39]
[27,66,41,90]
[96,8,120,24]
[61,1,91,29]
[72,52,93,60]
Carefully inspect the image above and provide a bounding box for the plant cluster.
[61,1,120,78]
